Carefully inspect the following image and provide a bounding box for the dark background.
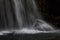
[36,0,60,29]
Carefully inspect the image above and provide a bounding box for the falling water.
[13,0,54,30]
[0,0,58,35]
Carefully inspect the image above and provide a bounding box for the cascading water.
[0,0,59,35]
[12,0,55,33]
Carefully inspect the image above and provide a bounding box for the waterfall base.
[0,28,60,35]
[0,19,59,35]
[0,29,60,40]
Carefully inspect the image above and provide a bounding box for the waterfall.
[0,0,57,35]
[13,0,54,31]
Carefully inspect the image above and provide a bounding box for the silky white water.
[0,0,59,35]
[13,0,54,30]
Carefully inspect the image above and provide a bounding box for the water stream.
[13,0,54,30]
[0,0,59,35]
